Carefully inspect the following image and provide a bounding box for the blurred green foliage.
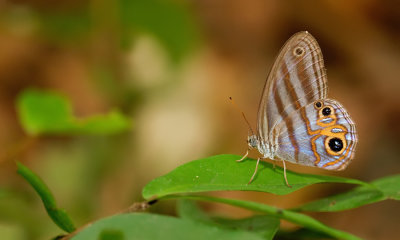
[33,0,199,62]
[16,162,76,233]
[119,0,199,62]
[17,89,130,136]
[37,9,91,43]
[0,224,25,240]
[1,0,201,237]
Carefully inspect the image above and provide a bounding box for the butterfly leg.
[247,157,261,184]
[237,149,249,162]
[282,159,292,188]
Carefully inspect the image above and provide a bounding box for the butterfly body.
[244,31,357,180]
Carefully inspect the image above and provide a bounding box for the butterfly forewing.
[257,31,328,147]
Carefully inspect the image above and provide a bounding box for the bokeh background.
[1,0,399,239]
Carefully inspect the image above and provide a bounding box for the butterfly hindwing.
[276,99,357,170]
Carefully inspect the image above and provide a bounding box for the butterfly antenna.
[229,97,255,136]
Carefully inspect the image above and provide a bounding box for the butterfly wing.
[276,99,357,170]
[257,32,327,148]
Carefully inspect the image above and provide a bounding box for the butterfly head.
[247,135,259,149]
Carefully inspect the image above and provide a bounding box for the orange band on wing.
[310,134,322,165]
[300,108,320,135]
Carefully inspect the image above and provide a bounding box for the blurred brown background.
[0,0,399,239]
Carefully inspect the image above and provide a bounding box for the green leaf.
[119,0,199,62]
[163,195,361,240]
[99,229,125,240]
[142,154,365,200]
[293,187,384,212]
[211,215,280,240]
[293,174,400,212]
[16,162,76,233]
[372,174,400,200]
[71,213,265,240]
[177,199,280,240]
[17,89,130,135]
[75,111,131,135]
[177,199,212,224]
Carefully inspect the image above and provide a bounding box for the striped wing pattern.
[256,31,357,170]
[276,99,357,169]
[257,32,327,146]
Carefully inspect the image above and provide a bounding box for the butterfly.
[238,31,358,187]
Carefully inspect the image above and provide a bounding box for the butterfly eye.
[293,47,305,57]
[328,137,343,152]
[248,135,258,148]
[314,101,322,108]
[322,107,332,116]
